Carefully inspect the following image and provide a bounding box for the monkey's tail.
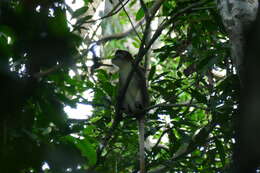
[138,117,145,173]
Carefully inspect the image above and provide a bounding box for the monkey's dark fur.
[112,50,149,173]
[112,50,149,118]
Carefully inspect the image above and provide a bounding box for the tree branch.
[117,0,165,118]
[33,65,61,78]
[93,3,165,146]
[139,0,150,20]
[147,102,209,111]
[142,0,211,60]
[148,121,215,173]
[81,0,130,24]
[120,0,142,41]
[33,0,210,79]
[153,128,171,149]
[93,19,145,45]
[93,0,165,45]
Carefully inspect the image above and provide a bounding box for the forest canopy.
[0,0,244,172]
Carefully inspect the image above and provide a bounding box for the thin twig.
[93,0,165,45]
[142,0,211,60]
[32,0,210,79]
[79,0,130,24]
[147,121,215,173]
[94,19,145,45]
[119,0,142,41]
[153,128,171,149]
[33,65,62,78]
[147,102,209,111]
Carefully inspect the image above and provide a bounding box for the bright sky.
[65,0,84,11]
[64,90,94,119]
[64,0,94,119]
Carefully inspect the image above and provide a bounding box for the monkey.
[112,50,149,173]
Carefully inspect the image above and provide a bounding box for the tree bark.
[217,1,260,172]
[217,0,258,84]
[235,7,260,173]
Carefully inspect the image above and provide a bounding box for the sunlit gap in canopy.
[64,90,94,119]
[42,162,50,171]
[64,0,102,120]
[65,0,84,27]
[64,43,101,119]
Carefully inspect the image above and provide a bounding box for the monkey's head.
[112,50,134,68]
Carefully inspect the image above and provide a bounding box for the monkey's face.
[112,55,124,67]
[115,50,131,58]
[112,50,133,68]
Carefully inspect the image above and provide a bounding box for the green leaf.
[153,72,169,81]
[190,89,207,104]
[76,138,97,166]
[177,71,182,78]
[215,139,226,166]
[83,0,92,4]
[72,6,88,18]
[65,136,97,167]
[148,65,156,81]
[132,41,139,48]
[136,8,144,20]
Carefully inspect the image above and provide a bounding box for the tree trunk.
[217,0,258,84]
[217,1,260,172]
